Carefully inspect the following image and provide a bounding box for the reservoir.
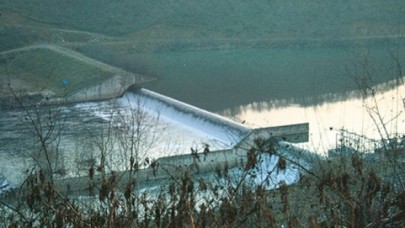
[137,43,405,112]
[134,42,405,152]
[1,42,405,184]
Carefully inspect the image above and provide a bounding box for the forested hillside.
[1,0,404,39]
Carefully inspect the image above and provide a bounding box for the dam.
[0,45,309,195]
[0,84,309,194]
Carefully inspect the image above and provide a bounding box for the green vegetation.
[0,25,119,52]
[1,46,117,97]
[1,0,404,52]
[0,0,404,103]
[2,0,404,39]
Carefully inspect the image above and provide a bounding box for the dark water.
[134,44,405,113]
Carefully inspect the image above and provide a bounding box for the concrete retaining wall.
[156,148,245,173]
[50,148,247,197]
[49,123,309,196]
[58,74,153,103]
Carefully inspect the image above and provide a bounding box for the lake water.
[139,44,404,111]
[136,43,405,153]
[228,82,405,154]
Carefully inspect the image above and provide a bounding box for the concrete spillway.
[0,87,253,186]
[122,88,251,147]
[0,84,310,194]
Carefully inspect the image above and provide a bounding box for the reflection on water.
[138,44,405,112]
[129,43,405,154]
[80,43,405,155]
[78,43,405,111]
[224,78,405,154]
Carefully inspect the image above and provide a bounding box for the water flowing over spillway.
[0,88,251,186]
[124,88,251,146]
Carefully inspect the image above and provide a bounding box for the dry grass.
[3,145,405,227]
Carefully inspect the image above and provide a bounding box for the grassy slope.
[1,1,404,56]
[0,46,123,97]
[0,7,121,52]
[0,0,404,101]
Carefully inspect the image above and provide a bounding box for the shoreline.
[1,36,404,109]
[72,35,405,53]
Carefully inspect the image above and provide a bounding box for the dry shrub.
[3,147,405,227]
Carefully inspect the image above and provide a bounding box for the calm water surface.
[141,44,405,112]
[138,44,405,153]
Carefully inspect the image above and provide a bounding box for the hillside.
[1,0,404,46]
[0,0,404,108]
[0,45,153,102]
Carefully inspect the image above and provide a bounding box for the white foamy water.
[0,88,251,186]
[119,88,250,145]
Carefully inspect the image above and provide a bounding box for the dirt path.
[0,44,124,73]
